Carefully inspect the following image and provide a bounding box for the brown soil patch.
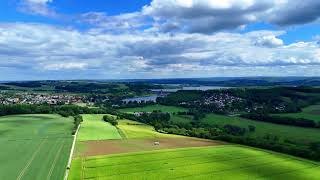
[77,137,226,157]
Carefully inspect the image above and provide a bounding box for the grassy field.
[77,114,121,141]
[170,114,193,124]
[118,119,178,139]
[273,104,320,122]
[69,145,320,180]
[119,105,187,113]
[201,114,320,145]
[0,114,74,180]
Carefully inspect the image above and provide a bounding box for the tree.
[103,115,118,126]
[248,125,256,132]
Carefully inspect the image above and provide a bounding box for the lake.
[151,86,232,92]
[123,86,232,103]
[122,95,158,103]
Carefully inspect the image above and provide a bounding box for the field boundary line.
[64,124,81,180]
[116,127,127,139]
[16,138,47,180]
[46,139,65,180]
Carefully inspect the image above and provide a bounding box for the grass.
[201,114,320,145]
[273,104,320,122]
[69,145,320,180]
[0,114,74,180]
[119,104,187,113]
[117,119,178,139]
[77,114,121,141]
[170,114,193,124]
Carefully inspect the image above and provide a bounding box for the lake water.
[151,86,232,92]
[122,95,158,103]
[123,86,232,103]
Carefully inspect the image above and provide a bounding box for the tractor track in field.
[81,158,86,180]
[46,139,65,180]
[16,138,47,180]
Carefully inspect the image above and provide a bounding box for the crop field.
[119,105,187,113]
[70,114,320,180]
[77,114,121,141]
[74,118,220,157]
[68,145,320,180]
[75,137,223,157]
[117,119,179,139]
[0,114,74,180]
[201,114,320,145]
[273,104,320,122]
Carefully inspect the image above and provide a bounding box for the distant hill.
[108,77,320,87]
[2,77,320,87]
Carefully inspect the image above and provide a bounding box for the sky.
[0,0,320,80]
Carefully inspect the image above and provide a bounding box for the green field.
[170,114,193,124]
[0,114,74,180]
[77,114,121,141]
[118,119,178,139]
[69,145,320,180]
[273,104,320,122]
[201,114,320,145]
[119,105,187,113]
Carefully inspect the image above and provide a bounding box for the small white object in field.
[154,142,160,146]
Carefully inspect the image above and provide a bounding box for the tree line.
[241,113,320,128]
[103,115,118,126]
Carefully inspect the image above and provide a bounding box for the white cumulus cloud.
[0,23,320,80]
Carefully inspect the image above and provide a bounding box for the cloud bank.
[0,23,319,80]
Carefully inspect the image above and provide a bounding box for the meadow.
[77,114,121,141]
[119,104,187,113]
[273,104,320,122]
[0,114,74,180]
[117,119,178,139]
[69,145,320,180]
[201,114,320,145]
[170,114,193,124]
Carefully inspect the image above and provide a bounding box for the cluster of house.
[0,93,85,105]
[203,93,243,108]
[133,112,151,117]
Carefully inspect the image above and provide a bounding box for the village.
[0,92,86,105]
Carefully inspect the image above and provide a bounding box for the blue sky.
[0,0,320,80]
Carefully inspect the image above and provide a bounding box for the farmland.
[117,119,179,139]
[70,114,320,180]
[201,114,320,145]
[69,145,320,180]
[77,114,121,141]
[119,105,187,113]
[0,114,74,180]
[273,104,320,122]
[74,117,219,157]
